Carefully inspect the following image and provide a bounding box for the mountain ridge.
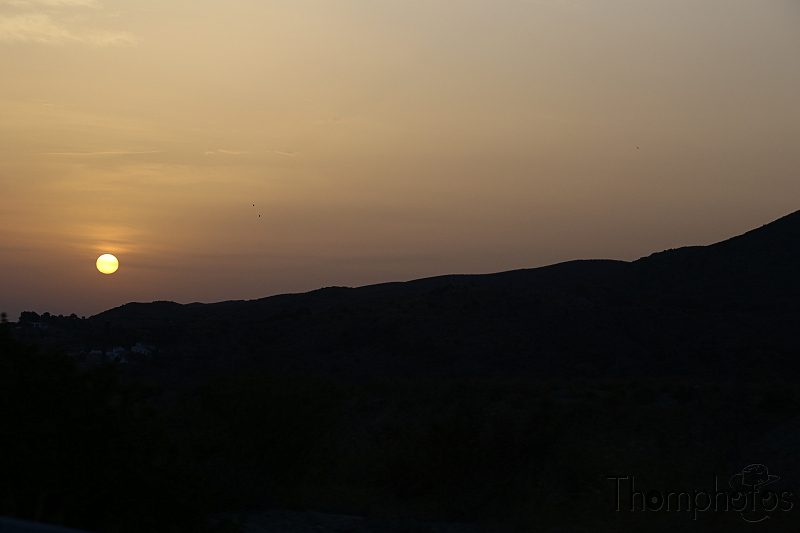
[93,209,800,322]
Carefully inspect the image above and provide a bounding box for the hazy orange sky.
[2,0,800,320]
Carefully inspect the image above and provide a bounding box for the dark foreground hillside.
[5,210,800,532]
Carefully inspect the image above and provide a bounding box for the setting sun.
[96,254,119,274]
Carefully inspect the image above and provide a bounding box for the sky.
[2,0,800,320]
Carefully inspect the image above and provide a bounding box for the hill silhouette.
[626,209,800,311]
[97,209,800,321]
[86,209,800,385]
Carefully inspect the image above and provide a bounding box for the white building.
[131,343,155,356]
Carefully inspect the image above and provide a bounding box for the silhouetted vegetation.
[156,370,800,531]
[0,324,211,532]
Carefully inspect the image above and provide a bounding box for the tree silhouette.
[0,327,208,532]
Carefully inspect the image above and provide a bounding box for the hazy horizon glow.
[3,0,800,320]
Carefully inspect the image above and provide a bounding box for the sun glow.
[96,254,119,274]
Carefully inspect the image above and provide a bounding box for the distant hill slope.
[92,210,800,383]
[95,209,800,323]
[627,209,800,310]
[92,259,632,324]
